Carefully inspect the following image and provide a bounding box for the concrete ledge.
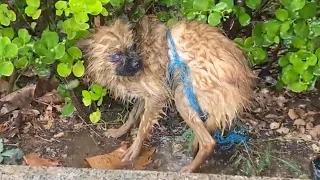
[0,165,303,180]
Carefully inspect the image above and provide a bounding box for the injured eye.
[110,52,122,62]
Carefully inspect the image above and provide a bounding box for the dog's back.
[169,20,255,133]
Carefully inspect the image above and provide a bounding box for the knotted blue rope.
[213,122,249,150]
[166,30,249,150]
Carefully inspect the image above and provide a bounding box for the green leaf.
[100,7,108,16]
[302,69,313,83]
[208,12,221,26]
[0,155,3,163]
[290,0,306,11]
[299,2,317,19]
[18,29,31,43]
[89,109,101,124]
[186,11,196,20]
[1,148,24,159]
[193,0,210,11]
[306,54,317,66]
[289,81,308,92]
[212,2,227,11]
[252,48,267,61]
[91,84,103,94]
[279,56,289,67]
[55,1,67,9]
[74,12,89,24]
[280,21,292,39]
[82,98,91,106]
[315,48,320,60]
[239,13,251,26]
[87,0,103,15]
[265,20,281,37]
[7,10,16,22]
[167,18,178,27]
[55,43,66,59]
[100,0,110,5]
[292,36,306,49]
[57,63,71,77]
[221,0,234,9]
[72,60,85,77]
[0,61,14,76]
[34,40,48,56]
[234,38,244,46]
[0,17,10,26]
[281,65,299,84]
[61,102,74,117]
[68,47,82,59]
[275,9,288,22]
[82,90,91,99]
[4,43,18,58]
[97,97,103,106]
[280,0,291,8]
[32,9,42,20]
[1,27,15,40]
[245,0,261,10]
[26,0,40,8]
[42,31,59,49]
[14,57,28,69]
[294,21,310,38]
[244,37,254,47]
[24,6,37,16]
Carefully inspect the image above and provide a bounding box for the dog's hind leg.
[174,87,216,173]
[105,99,145,138]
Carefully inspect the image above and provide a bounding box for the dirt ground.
[0,69,319,179]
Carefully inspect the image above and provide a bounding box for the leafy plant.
[82,84,107,123]
[235,0,320,93]
[0,139,24,165]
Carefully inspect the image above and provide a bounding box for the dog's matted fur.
[77,15,256,173]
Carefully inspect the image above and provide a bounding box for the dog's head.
[77,18,143,86]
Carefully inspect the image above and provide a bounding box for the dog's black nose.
[131,59,141,68]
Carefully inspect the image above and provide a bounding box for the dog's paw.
[104,128,127,138]
[121,142,141,162]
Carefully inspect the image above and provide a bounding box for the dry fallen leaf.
[265,114,278,119]
[85,143,156,170]
[42,105,53,130]
[312,144,320,153]
[24,153,60,167]
[288,109,298,120]
[293,119,306,127]
[276,127,290,135]
[0,124,9,133]
[309,125,320,140]
[270,122,280,130]
[295,108,305,118]
[36,90,63,105]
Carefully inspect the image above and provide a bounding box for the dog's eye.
[111,52,122,61]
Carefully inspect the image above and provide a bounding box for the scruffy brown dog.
[77,15,255,173]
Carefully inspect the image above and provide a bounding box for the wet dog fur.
[76,15,256,173]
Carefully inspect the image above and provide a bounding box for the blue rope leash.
[166,30,249,150]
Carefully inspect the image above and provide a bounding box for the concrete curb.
[0,165,304,180]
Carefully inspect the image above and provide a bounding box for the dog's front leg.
[105,99,145,138]
[121,98,165,161]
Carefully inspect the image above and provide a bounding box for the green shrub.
[0,0,319,124]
